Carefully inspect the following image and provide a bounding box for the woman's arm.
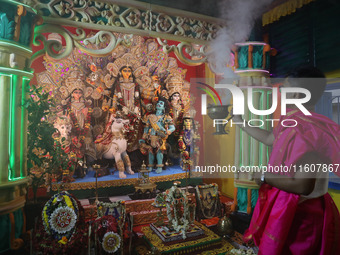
[260,152,322,195]
[263,172,315,195]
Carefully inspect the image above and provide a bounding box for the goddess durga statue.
[103,53,146,152]
[106,54,141,116]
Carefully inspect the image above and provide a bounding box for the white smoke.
[207,0,273,77]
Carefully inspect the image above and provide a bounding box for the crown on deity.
[107,53,140,77]
[64,68,86,94]
[55,115,72,126]
[183,111,192,119]
[166,74,184,97]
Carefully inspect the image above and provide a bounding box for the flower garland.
[195,184,220,219]
[42,191,80,240]
[49,206,77,234]
[34,191,88,254]
[96,200,126,230]
[94,215,121,254]
[164,185,190,239]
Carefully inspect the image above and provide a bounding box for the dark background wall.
[266,0,340,77]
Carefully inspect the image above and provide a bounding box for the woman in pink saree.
[234,67,340,255]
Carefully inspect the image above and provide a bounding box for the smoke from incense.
[207,0,273,77]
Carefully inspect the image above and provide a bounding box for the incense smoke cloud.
[207,0,273,77]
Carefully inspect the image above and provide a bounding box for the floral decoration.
[34,191,88,254]
[102,232,121,253]
[94,215,122,254]
[229,248,257,255]
[49,206,77,234]
[164,184,190,239]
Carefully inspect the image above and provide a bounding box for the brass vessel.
[217,214,233,237]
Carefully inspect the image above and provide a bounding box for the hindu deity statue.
[106,53,141,116]
[166,74,185,156]
[59,70,97,166]
[151,71,168,102]
[53,115,72,154]
[105,53,143,151]
[95,113,134,178]
[140,98,175,173]
[138,72,167,116]
[86,63,110,100]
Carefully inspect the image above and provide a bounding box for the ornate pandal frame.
[30,0,224,65]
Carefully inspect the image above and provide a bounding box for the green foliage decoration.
[25,85,69,202]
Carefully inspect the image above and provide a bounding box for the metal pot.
[217,214,233,237]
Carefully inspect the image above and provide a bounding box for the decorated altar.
[136,222,234,255]
[31,31,205,195]
[133,183,235,254]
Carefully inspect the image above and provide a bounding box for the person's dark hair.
[286,66,326,106]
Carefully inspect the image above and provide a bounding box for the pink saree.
[243,109,340,255]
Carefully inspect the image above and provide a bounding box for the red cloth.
[244,184,340,255]
[244,185,340,255]
[244,110,340,254]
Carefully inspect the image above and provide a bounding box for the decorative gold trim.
[51,172,200,191]
[262,0,315,26]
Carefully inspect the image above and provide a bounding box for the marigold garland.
[34,191,88,254]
